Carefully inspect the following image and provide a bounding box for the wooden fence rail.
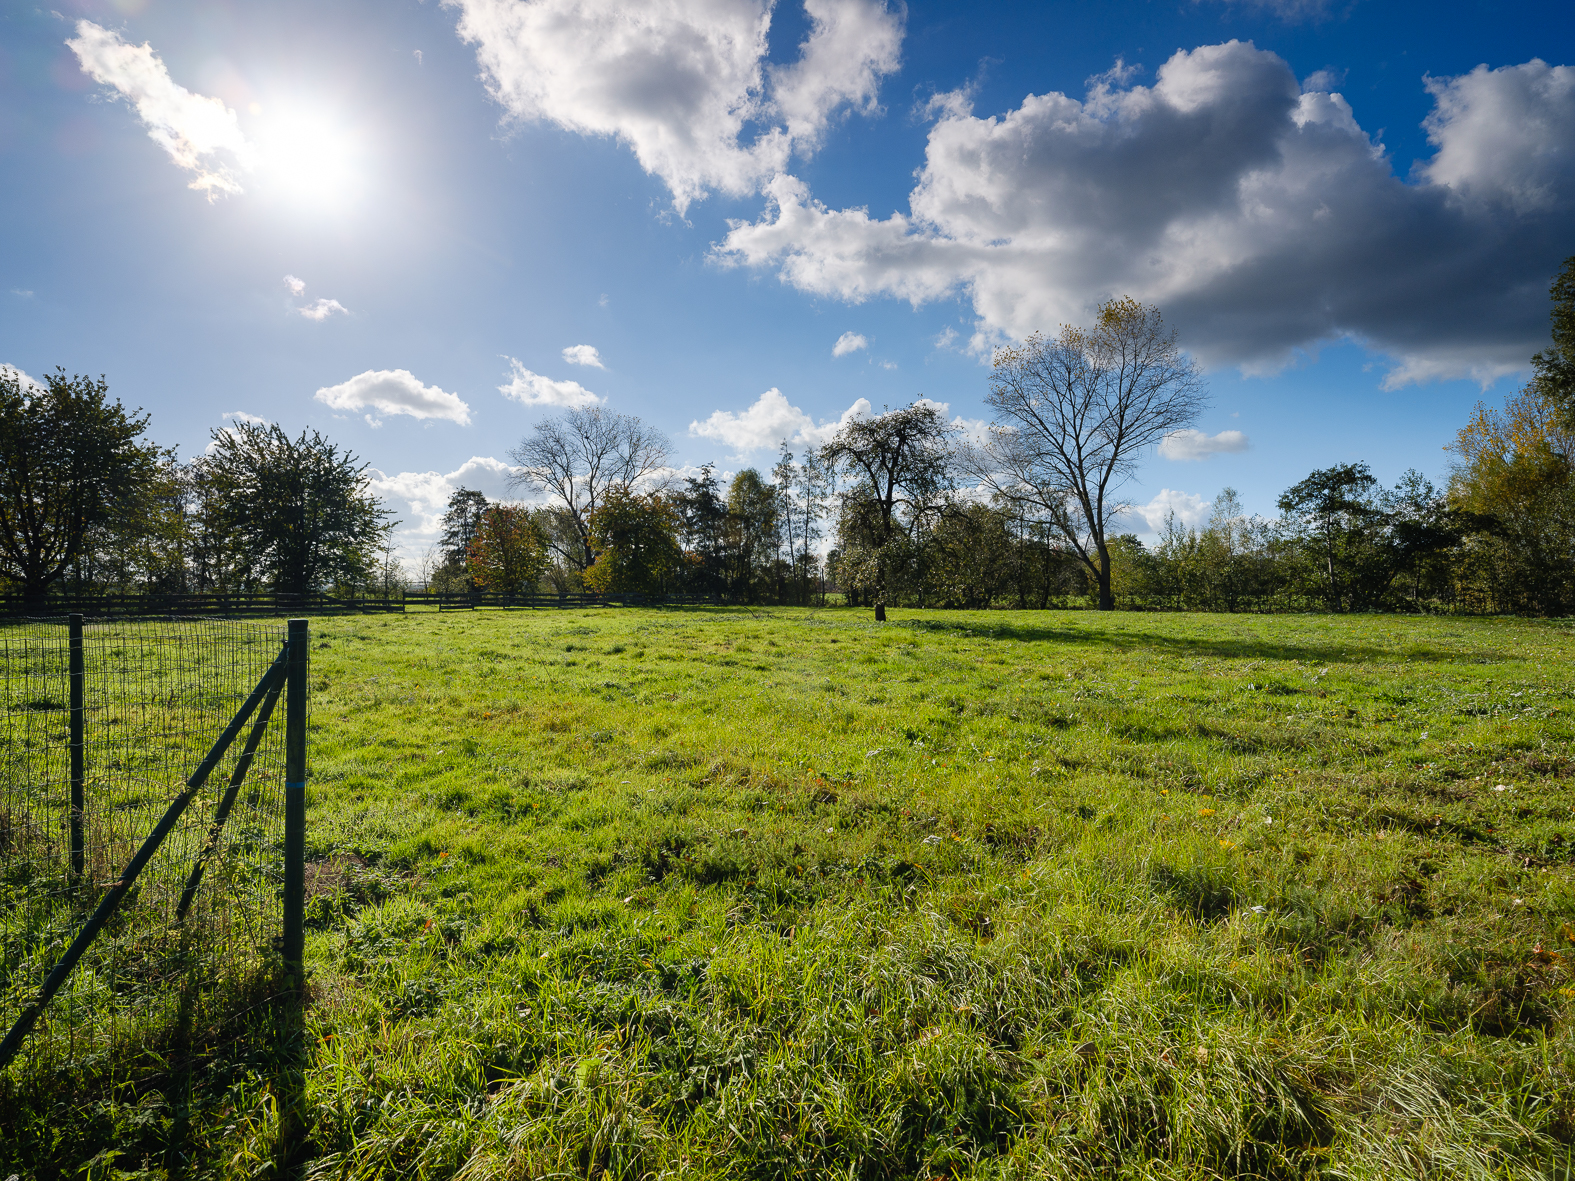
[0,590,731,619]
[0,593,409,619]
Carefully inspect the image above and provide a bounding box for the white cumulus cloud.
[283,276,349,320]
[1125,489,1212,533]
[1301,68,1346,93]
[314,369,472,426]
[298,298,349,322]
[445,0,903,212]
[1158,428,1250,460]
[498,357,603,408]
[832,330,868,356]
[561,344,605,368]
[368,455,526,559]
[770,0,905,151]
[66,20,255,199]
[1421,59,1575,214]
[689,387,870,453]
[716,43,1575,386]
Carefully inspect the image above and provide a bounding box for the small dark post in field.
[68,612,85,882]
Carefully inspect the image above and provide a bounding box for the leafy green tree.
[821,402,954,621]
[1531,254,1575,420]
[1141,491,1285,613]
[1277,463,1395,611]
[1204,489,1287,612]
[71,454,189,595]
[1383,470,1478,609]
[192,422,392,596]
[924,502,1015,608]
[537,506,590,594]
[996,511,1078,609]
[584,488,682,596]
[1104,533,1152,606]
[772,446,828,606]
[725,468,778,604]
[674,463,728,599]
[1442,257,1575,613]
[467,504,549,594]
[0,368,165,603]
[438,487,490,590]
[830,484,892,608]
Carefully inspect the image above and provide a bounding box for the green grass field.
[11,607,1575,1178]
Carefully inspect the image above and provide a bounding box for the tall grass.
[5,607,1574,1178]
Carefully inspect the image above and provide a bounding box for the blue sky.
[1,0,1571,561]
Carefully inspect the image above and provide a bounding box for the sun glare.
[253,107,365,211]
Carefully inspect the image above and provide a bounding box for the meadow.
[9,606,1575,1179]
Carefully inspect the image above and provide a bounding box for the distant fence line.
[0,589,736,619]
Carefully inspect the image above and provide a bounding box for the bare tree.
[970,298,1206,610]
[820,402,955,621]
[508,407,670,571]
[417,544,443,591]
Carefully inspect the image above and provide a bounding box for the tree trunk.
[1096,544,1115,611]
[1325,537,1340,612]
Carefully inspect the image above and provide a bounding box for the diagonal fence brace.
[175,672,285,923]
[0,640,291,1071]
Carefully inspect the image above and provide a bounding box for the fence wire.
[0,617,291,1091]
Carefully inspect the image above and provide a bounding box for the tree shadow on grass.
[892,616,1495,666]
[0,957,303,1179]
[635,605,1509,666]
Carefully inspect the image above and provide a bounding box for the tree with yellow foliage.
[1447,257,1575,613]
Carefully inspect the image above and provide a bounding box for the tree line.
[0,391,395,604]
[440,266,1575,616]
[5,258,1572,615]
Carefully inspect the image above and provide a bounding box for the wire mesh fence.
[0,616,298,1098]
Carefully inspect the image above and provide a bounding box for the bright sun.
[253,107,364,210]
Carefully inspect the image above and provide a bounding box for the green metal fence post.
[68,613,85,883]
[283,618,307,990]
[279,618,309,1170]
